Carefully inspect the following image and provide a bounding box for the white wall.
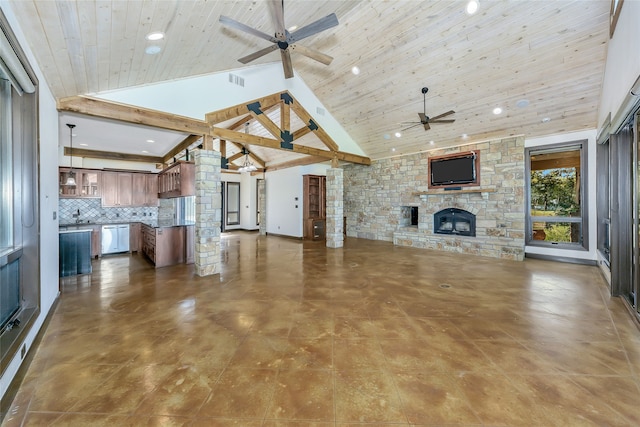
[0,2,60,401]
[265,164,330,238]
[598,1,640,130]
[524,129,598,261]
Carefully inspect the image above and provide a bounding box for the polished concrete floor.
[3,232,640,426]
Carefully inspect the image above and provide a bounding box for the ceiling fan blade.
[269,0,286,40]
[429,119,455,124]
[290,44,333,65]
[429,110,455,121]
[401,123,422,132]
[220,15,278,43]
[238,44,279,64]
[281,49,294,79]
[418,112,427,123]
[289,13,338,43]
[423,122,431,131]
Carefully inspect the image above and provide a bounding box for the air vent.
[316,107,325,116]
[228,73,245,87]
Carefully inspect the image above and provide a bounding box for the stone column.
[325,168,344,248]
[194,149,221,276]
[258,179,267,235]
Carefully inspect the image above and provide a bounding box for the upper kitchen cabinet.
[59,168,100,198]
[158,161,195,199]
[101,171,133,207]
[132,173,158,207]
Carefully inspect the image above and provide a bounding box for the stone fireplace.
[434,208,476,237]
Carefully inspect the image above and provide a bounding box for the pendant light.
[65,123,77,186]
[238,123,257,173]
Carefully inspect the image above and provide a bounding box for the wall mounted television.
[428,150,481,189]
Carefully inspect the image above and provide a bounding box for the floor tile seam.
[557,372,640,425]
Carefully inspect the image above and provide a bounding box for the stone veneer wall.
[343,136,525,260]
[326,168,344,248]
[194,150,221,276]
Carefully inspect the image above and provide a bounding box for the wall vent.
[316,107,325,116]
[228,73,245,87]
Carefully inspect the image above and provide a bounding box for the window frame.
[525,140,589,251]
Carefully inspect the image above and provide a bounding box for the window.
[226,182,240,226]
[175,196,195,224]
[526,141,588,249]
[0,77,12,254]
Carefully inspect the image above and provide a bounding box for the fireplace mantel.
[413,187,497,197]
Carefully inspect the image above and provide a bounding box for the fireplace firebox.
[434,208,476,237]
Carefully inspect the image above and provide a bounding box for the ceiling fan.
[402,87,455,131]
[219,0,338,79]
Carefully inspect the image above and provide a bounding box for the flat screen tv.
[429,151,480,188]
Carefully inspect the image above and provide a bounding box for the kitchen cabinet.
[59,168,100,198]
[129,222,141,252]
[185,225,194,264]
[131,173,158,207]
[141,223,187,268]
[303,174,326,240]
[101,172,132,207]
[158,161,195,199]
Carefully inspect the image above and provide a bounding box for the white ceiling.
[10,0,611,163]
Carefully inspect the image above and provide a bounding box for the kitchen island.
[141,222,194,268]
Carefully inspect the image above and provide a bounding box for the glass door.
[633,112,640,314]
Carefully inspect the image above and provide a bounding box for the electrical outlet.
[53,211,57,220]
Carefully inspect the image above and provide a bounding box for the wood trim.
[57,95,211,135]
[250,109,282,139]
[289,97,339,152]
[64,146,164,163]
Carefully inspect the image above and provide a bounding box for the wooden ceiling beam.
[250,110,282,140]
[266,155,327,172]
[57,95,211,135]
[288,96,339,152]
[205,93,283,124]
[212,126,370,165]
[162,134,202,163]
[64,147,164,164]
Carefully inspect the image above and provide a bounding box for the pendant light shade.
[65,123,77,186]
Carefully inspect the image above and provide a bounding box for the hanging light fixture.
[238,147,257,173]
[238,123,257,173]
[65,123,77,186]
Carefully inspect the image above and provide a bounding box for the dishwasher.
[101,224,130,254]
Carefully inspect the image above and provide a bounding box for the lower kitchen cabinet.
[129,223,141,252]
[141,224,186,268]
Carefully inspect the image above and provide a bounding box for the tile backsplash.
[59,198,158,224]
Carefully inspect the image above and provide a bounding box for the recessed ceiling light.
[146,32,164,41]
[516,99,530,108]
[541,117,551,123]
[429,140,435,145]
[146,139,155,143]
[395,132,402,138]
[466,0,479,15]
[145,45,162,55]
[461,133,468,139]
[493,107,503,115]
[142,150,149,153]
[391,148,396,152]
[351,66,360,75]
[79,143,88,146]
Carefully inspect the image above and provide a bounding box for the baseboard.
[264,232,303,240]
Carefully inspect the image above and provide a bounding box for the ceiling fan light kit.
[220,0,338,79]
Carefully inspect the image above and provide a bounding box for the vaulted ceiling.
[9,0,611,164]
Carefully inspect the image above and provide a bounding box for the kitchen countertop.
[59,220,195,229]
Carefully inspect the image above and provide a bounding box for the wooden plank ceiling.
[10,0,611,162]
